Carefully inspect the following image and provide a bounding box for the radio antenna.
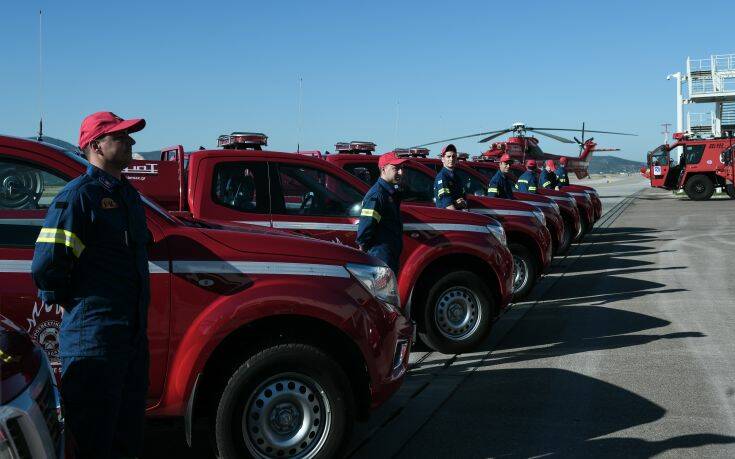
[297,77,303,153]
[37,10,44,141]
[394,99,400,147]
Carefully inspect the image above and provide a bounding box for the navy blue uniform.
[539,169,558,190]
[434,167,464,208]
[556,165,570,188]
[514,170,538,193]
[356,178,403,275]
[32,165,150,459]
[487,170,515,199]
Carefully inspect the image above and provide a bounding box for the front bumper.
[368,311,415,410]
[0,353,63,459]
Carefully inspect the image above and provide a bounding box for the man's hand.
[455,198,467,209]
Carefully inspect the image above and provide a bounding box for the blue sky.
[1,0,732,161]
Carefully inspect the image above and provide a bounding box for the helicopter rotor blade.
[412,129,509,148]
[531,130,576,144]
[527,127,637,136]
[478,129,513,143]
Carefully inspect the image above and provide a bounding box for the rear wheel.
[725,183,735,199]
[419,271,495,354]
[215,343,354,459]
[684,175,714,201]
[509,243,537,300]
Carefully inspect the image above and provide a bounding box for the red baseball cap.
[526,159,536,168]
[378,151,409,169]
[78,111,146,149]
[559,156,568,165]
[441,144,457,156]
[499,153,514,163]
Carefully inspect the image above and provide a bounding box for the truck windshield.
[454,169,487,196]
[473,166,497,181]
[648,147,669,166]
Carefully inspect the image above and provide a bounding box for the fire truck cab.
[125,133,515,354]
[645,133,735,200]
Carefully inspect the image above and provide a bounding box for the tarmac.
[146,175,735,458]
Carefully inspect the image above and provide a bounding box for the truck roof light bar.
[335,141,377,154]
[218,132,268,150]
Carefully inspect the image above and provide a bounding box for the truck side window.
[212,162,269,213]
[684,145,705,165]
[454,169,488,196]
[400,167,435,202]
[343,163,380,185]
[0,158,69,247]
[275,164,364,217]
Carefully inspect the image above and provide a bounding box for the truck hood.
[196,223,381,266]
[401,204,500,227]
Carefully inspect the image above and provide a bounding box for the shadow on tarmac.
[398,368,735,458]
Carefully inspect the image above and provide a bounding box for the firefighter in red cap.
[356,151,408,275]
[487,153,515,199]
[540,159,558,190]
[556,156,570,188]
[434,144,467,210]
[32,111,150,458]
[515,159,538,193]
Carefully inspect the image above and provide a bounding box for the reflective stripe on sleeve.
[529,186,537,191]
[437,188,450,196]
[488,187,498,193]
[518,179,528,183]
[543,181,551,187]
[360,208,382,222]
[36,228,85,258]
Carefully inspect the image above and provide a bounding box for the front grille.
[6,417,32,459]
[36,378,62,453]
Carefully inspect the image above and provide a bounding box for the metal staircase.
[685,55,735,137]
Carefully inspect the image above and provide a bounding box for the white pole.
[667,72,684,162]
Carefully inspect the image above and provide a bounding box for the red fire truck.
[643,133,735,200]
[320,142,552,300]
[124,133,514,355]
[0,135,415,458]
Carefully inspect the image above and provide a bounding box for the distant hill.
[588,155,644,174]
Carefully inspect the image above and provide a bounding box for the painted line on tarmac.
[347,188,644,459]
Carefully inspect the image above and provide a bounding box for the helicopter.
[413,122,634,179]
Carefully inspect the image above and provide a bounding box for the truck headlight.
[486,223,507,246]
[533,210,546,226]
[550,200,560,213]
[346,263,400,311]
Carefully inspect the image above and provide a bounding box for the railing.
[688,54,735,96]
[688,112,716,137]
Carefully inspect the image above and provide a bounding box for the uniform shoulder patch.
[100,197,119,209]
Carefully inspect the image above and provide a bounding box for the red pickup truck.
[124,133,513,355]
[320,144,552,300]
[0,135,414,458]
[465,158,598,235]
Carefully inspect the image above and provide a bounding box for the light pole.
[667,72,684,162]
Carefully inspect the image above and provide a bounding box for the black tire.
[508,243,537,301]
[575,214,590,242]
[556,217,573,255]
[215,343,354,459]
[725,183,735,199]
[418,271,495,354]
[684,175,714,201]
